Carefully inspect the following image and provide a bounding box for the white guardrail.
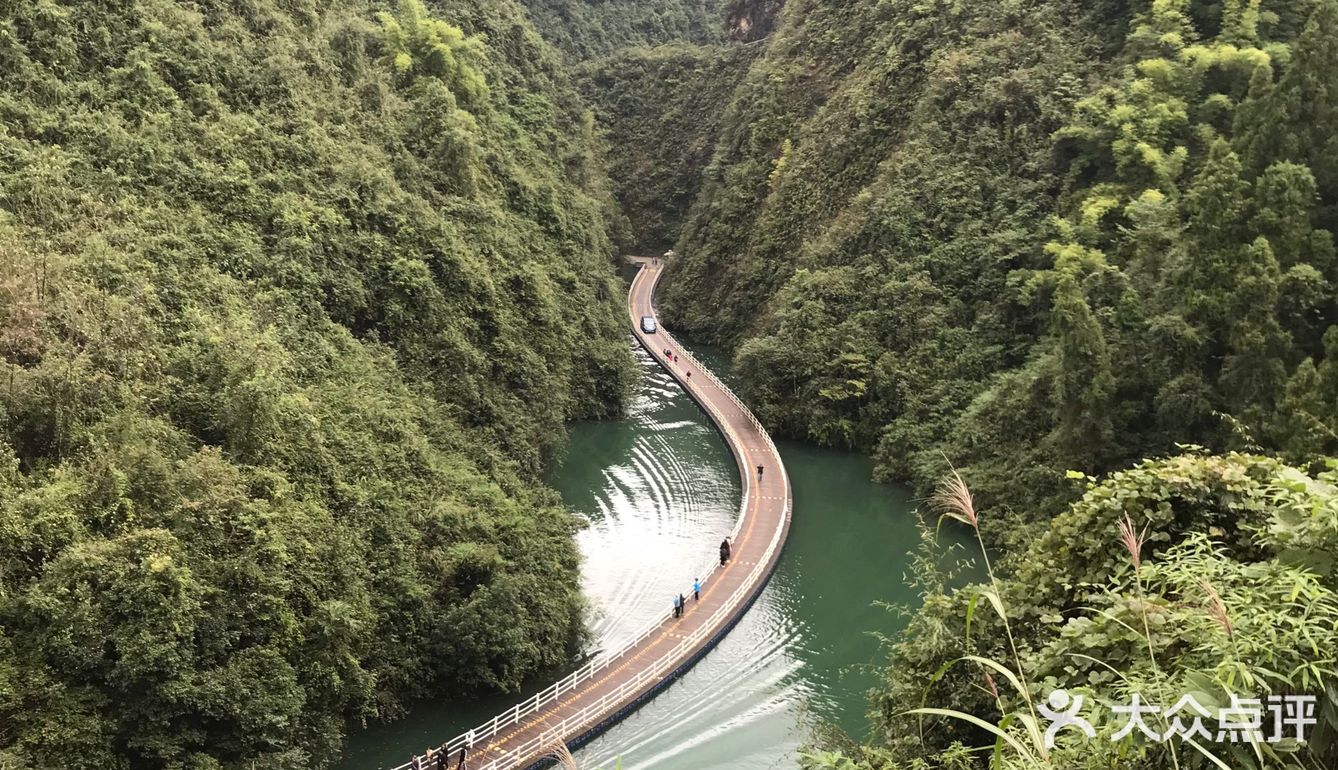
[386,271,792,770]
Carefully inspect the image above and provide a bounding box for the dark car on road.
[640,316,657,334]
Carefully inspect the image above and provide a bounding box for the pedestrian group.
[410,528,741,768]
[406,324,759,765]
[407,730,471,770]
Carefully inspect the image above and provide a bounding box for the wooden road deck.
[390,258,792,770]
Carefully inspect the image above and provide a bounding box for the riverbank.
[337,337,959,769]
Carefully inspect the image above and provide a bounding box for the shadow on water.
[337,319,974,770]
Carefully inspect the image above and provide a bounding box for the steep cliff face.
[0,0,634,766]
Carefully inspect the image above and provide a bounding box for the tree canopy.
[512,0,1338,767]
[0,0,635,767]
[654,0,1338,519]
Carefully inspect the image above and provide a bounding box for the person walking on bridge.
[719,537,731,566]
[673,593,682,618]
[693,577,701,601]
[757,464,764,480]
[457,731,473,769]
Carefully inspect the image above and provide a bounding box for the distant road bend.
[388,257,793,770]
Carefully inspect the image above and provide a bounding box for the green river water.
[338,338,961,770]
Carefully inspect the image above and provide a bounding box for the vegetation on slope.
[662,0,1338,518]
[622,2,1338,765]
[574,44,754,253]
[805,451,1338,769]
[516,0,782,254]
[516,0,728,60]
[0,0,634,767]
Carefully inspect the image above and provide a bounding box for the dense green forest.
[810,450,1338,769]
[516,0,1338,767]
[514,0,778,253]
[573,44,753,252]
[660,0,1338,519]
[5,0,1338,766]
[515,0,727,60]
[0,0,635,767]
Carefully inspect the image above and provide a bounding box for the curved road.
[390,258,792,770]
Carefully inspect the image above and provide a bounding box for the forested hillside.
[512,0,767,254]
[5,0,1338,766]
[604,0,1338,767]
[0,0,634,767]
[516,0,728,59]
[662,0,1338,518]
[573,44,753,252]
[810,450,1338,769]
[505,0,749,255]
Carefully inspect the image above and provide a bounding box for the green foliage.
[658,0,1338,518]
[0,0,635,766]
[513,0,755,254]
[517,0,729,60]
[378,0,488,102]
[574,43,754,252]
[1050,273,1115,470]
[856,452,1338,770]
[1275,0,1338,208]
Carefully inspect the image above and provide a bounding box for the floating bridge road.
[389,257,793,770]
